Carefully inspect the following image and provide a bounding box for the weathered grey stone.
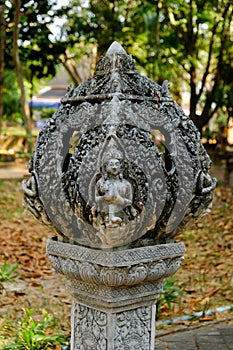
[47,238,184,349]
[22,41,216,350]
[22,42,216,249]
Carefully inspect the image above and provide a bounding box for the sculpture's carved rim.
[69,279,164,312]
[46,237,184,267]
[61,93,159,104]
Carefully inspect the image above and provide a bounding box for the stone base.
[46,237,184,349]
[71,301,156,350]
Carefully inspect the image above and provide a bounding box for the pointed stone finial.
[106,41,127,56]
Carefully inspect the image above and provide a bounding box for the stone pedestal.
[47,237,184,350]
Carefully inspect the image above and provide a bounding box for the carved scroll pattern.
[47,253,183,287]
[46,238,184,265]
[72,304,154,350]
[22,43,216,247]
[114,307,153,350]
[73,304,107,350]
[69,279,164,304]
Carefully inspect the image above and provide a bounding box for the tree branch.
[0,4,6,134]
[200,3,231,127]
[196,20,219,101]
[59,51,83,86]
[13,0,33,151]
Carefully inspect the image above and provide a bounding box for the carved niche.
[23,42,216,249]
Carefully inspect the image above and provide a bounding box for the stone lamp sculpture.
[23,42,216,350]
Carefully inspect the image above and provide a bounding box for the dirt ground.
[0,159,29,180]
[0,177,71,336]
[0,177,232,336]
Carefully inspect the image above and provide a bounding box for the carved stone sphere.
[23,42,216,249]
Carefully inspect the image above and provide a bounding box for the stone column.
[70,302,156,350]
[47,237,184,350]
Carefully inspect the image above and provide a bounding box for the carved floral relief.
[23,42,216,249]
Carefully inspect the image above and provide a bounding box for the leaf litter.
[0,180,232,334]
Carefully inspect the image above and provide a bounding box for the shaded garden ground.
[0,179,232,342]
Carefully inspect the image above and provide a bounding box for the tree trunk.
[13,0,33,152]
[59,48,95,86]
[59,50,83,86]
[0,4,6,135]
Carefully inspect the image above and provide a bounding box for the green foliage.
[156,276,185,317]
[2,0,233,132]
[39,108,56,120]
[2,70,22,125]
[215,113,228,128]
[0,259,19,283]
[0,309,69,349]
[58,0,233,130]
[3,0,65,120]
[4,1,64,78]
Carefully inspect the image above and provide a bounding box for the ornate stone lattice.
[114,307,154,350]
[72,304,107,350]
[23,41,216,249]
[71,303,155,350]
[46,237,184,310]
[48,246,182,287]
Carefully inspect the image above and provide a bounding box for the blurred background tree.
[58,0,233,132]
[2,70,22,125]
[0,0,232,141]
[0,0,66,149]
[0,2,6,135]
